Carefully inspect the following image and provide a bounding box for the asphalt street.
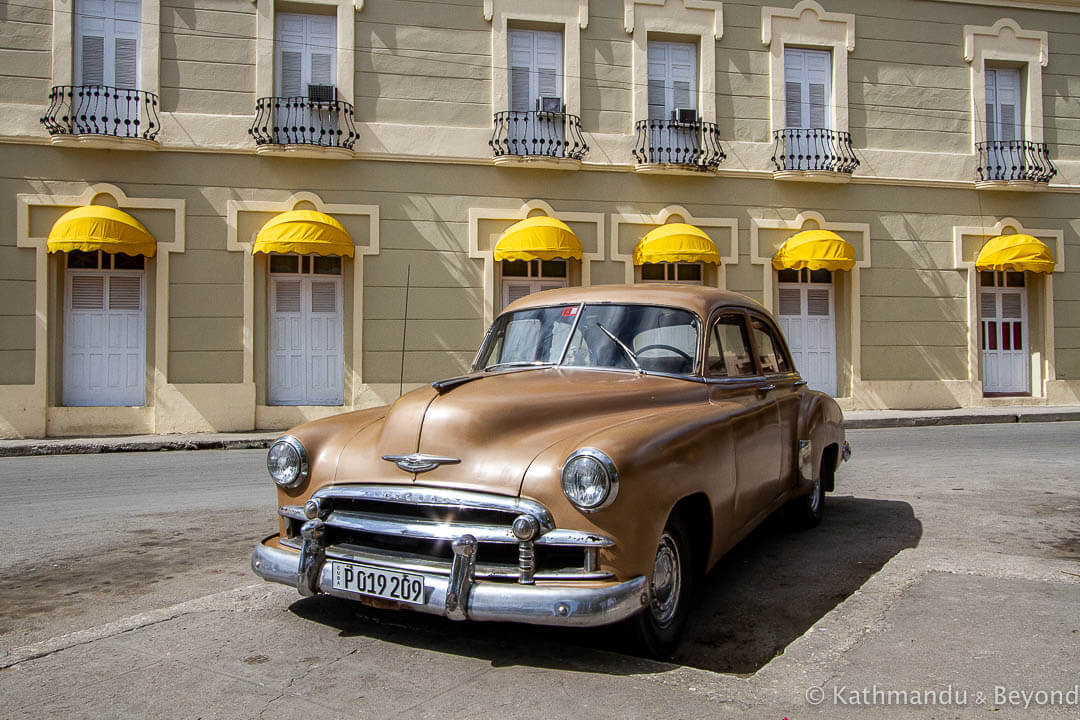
[0,423,1077,718]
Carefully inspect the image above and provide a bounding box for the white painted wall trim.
[761,0,855,134]
[255,0,357,103]
[15,182,185,435]
[609,205,737,287]
[625,1,723,125]
[486,0,586,118]
[225,191,379,410]
[963,18,1048,144]
[468,199,604,327]
[750,210,870,392]
[951,216,1063,393]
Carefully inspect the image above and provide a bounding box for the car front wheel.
[629,516,693,658]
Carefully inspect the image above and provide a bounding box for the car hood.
[332,367,705,496]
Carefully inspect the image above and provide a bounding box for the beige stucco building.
[1,0,1078,438]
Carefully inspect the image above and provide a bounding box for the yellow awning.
[975,234,1055,274]
[47,206,156,258]
[253,210,354,257]
[494,216,582,262]
[633,223,721,265]
[772,229,856,272]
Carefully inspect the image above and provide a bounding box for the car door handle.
[793,380,808,387]
[757,383,777,394]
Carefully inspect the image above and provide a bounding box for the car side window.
[707,314,755,377]
[750,317,791,375]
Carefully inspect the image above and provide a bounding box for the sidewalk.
[1,405,1078,457]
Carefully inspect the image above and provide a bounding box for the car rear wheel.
[629,515,693,658]
[786,453,830,529]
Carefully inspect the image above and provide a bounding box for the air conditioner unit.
[538,96,563,113]
[674,108,697,124]
[307,84,337,103]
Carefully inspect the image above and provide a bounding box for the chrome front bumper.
[252,537,648,627]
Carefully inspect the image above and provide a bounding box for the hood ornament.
[382,453,461,474]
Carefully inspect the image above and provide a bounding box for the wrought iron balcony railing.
[976,140,1056,184]
[41,85,160,141]
[490,111,588,161]
[771,128,859,175]
[249,96,359,150]
[632,119,725,170]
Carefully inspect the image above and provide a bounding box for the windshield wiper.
[595,323,644,374]
[483,360,553,371]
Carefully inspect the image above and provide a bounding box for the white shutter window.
[507,29,562,111]
[985,70,998,142]
[75,0,141,88]
[1001,292,1023,319]
[778,287,802,316]
[275,279,302,313]
[276,13,336,97]
[81,35,106,86]
[648,41,696,120]
[72,275,105,310]
[807,288,830,316]
[108,275,142,310]
[784,48,831,129]
[980,292,997,318]
[310,281,337,313]
[994,68,1021,142]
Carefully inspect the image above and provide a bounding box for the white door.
[777,280,836,396]
[784,48,830,166]
[64,269,146,406]
[501,279,566,309]
[275,13,337,143]
[985,68,1022,179]
[981,286,1028,394]
[508,29,563,153]
[269,275,344,405]
[74,0,141,131]
[647,41,697,160]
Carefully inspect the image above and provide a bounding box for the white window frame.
[777,270,836,396]
[964,19,1047,146]
[640,262,704,285]
[52,0,159,94]
[275,12,338,98]
[500,258,569,309]
[761,0,854,136]
[647,40,698,121]
[979,271,1030,395]
[626,0,722,127]
[255,0,356,104]
[486,0,586,119]
[74,0,141,88]
[783,47,831,130]
[508,29,564,112]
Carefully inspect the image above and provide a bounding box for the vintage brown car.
[252,284,850,654]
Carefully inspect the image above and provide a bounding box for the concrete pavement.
[2,405,1079,457]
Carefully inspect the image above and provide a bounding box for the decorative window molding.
[625,0,723,125]
[963,18,1048,144]
[226,192,379,421]
[485,0,586,118]
[51,0,161,95]
[610,205,737,287]
[951,217,1063,395]
[468,200,604,327]
[761,0,855,134]
[255,0,356,103]
[14,183,185,436]
[751,211,869,397]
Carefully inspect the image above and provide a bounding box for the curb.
[844,410,1080,430]
[0,436,276,458]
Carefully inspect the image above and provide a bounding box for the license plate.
[330,561,425,605]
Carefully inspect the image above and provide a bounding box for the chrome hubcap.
[650,532,681,626]
[808,473,822,514]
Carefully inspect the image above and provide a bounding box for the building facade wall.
[0,0,1078,437]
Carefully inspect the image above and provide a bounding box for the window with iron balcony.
[41,0,161,147]
[249,11,358,158]
[490,28,588,168]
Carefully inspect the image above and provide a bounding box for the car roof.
[501,283,768,322]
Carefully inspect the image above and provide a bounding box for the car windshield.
[474,303,700,376]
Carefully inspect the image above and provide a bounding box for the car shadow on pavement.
[287,494,921,676]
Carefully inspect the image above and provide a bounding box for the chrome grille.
[279,484,613,581]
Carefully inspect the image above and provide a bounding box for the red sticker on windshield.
[562,306,579,317]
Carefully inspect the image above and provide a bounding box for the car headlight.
[267,435,309,489]
[561,448,619,511]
